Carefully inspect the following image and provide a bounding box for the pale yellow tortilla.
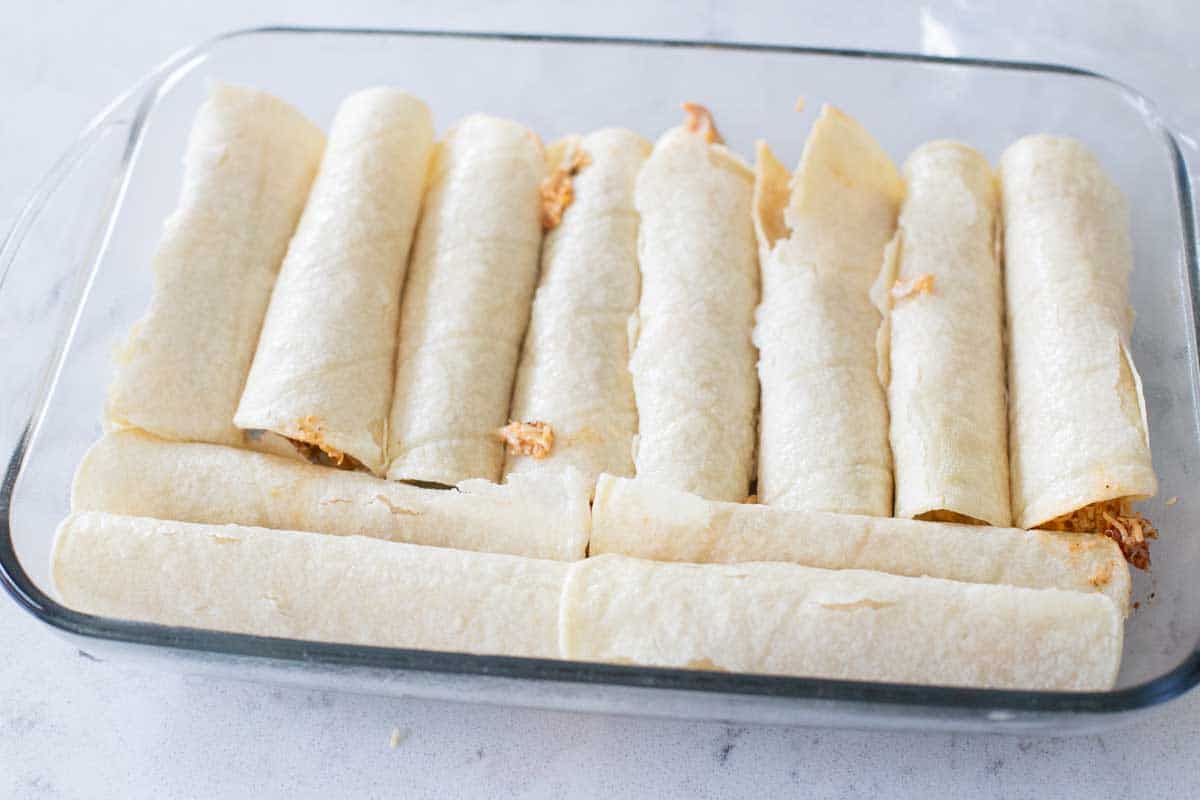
[590,474,1130,613]
[105,83,325,447]
[387,114,545,485]
[72,430,589,561]
[505,129,649,488]
[53,512,566,659]
[234,89,434,475]
[630,124,759,502]
[877,141,1011,525]
[753,106,902,515]
[1000,135,1157,529]
[560,554,1122,690]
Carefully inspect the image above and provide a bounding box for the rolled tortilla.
[629,112,758,502]
[590,474,1130,612]
[560,554,1122,690]
[105,83,325,447]
[1000,135,1157,538]
[753,105,902,515]
[53,512,566,659]
[877,141,1010,525]
[72,430,589,561]
[387,114,545,485]
[504,129,649,487]
[234,89,434,474]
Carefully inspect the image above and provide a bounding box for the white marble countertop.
[3,1,1199,797]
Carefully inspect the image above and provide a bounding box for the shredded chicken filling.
[497,420,554,459]
[540,148,591,230]
[290,415,364,472]
[681,101,723,144]
[1039,499,1158,570]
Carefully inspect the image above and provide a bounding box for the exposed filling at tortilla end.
[289,415,365,472]
[1039,499,1157,570]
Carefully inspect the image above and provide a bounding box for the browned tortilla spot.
[374,494,421,516]
[1089,560,1115,588]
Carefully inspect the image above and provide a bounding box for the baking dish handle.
[0,79,150,293]
[0,107,134,465]
[0,47,204,476]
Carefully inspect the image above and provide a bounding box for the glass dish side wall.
[2,28,1198,732]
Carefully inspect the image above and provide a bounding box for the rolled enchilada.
[504,129,648,488]
[105,83,325,447]
[387,114,545,485]
[234,89,434,475]
[53,512,567,659]
[877,141,1011,526]
[753,105,902,515]
[1000,135,1156,563]
[589,474,1130,612]
[72,430,589,561]
[629,107,759,502]
[52,512,1123,690]
[560,555,1122,690]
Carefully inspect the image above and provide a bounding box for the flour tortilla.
[629,124,759,502]
[105,83,325,447]
[504,129,648,489]
[878,141,1011,525]
[234,89,434,474]
[1000,135,1156,529]
[560,554,1122,690]
[590,474,1130,612]
[52,506,1124,688]
[72,430,589,561]
[387,114,545,485]
[53,512,566,658]
[753,106,902,515]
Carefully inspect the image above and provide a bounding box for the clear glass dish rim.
[1,25,1197,719]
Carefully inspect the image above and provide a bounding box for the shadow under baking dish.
[1,26,1198,734]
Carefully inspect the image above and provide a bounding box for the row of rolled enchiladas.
[51,81,1157,691]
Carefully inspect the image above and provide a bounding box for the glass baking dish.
[2,26,1198,734]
